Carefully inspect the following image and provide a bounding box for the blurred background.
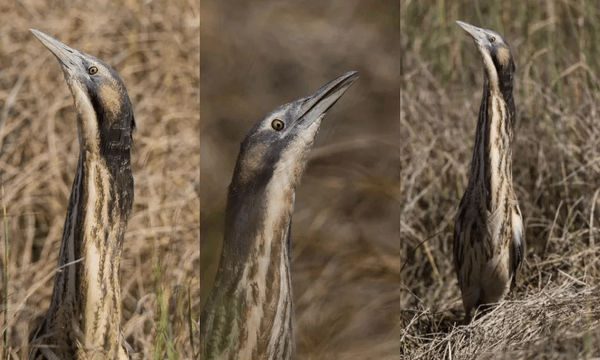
[0,0,198,358]
[200,1,399,358]
[402,0,600,358]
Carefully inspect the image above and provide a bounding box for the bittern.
[201,71,358,359]
[453,21,524,324]
[29,30,135,359]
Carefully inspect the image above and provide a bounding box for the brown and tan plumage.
[453,21,524,324]
[200,72,358,359]
[29,29,135,359]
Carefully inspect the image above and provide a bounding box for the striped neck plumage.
[201,169,296,359]
[469,77,515,210]
[33,140,133,358]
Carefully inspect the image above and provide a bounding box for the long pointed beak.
[296,71,358,127]
[456,21,493,45]
[29,29,85,72]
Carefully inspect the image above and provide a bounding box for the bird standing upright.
[29,30,135,359]
[201,71,358,359]
[453,21,524,324]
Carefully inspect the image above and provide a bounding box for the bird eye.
[271,119,285,131]
[88,66,98,75]
[489,36,496,43]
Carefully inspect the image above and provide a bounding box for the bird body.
[29,29,134,359]
[453,21,524,324]
[201,72,358,359]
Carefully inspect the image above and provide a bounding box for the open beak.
[296,71,359,127]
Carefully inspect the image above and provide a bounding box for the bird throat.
[202,169,296,359]
[31,152,132,359]
[475,81,514,211]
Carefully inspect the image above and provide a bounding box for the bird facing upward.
[29,29,134,359]
[201,71,358,359]
[453,21,524,324]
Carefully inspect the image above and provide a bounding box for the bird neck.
[470,79,516,210]
[497,61,515,106]
[37,150,133,358]
[201,172,295,359]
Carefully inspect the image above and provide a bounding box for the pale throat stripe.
[237,147,296,357]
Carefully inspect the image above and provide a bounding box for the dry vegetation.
[200,1,399,358]
[0,1,199,358]
[402,1,600,359]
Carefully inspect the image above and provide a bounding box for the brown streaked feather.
[453,22,523,324]
[29,30,134,360]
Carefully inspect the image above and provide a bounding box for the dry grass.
[403,281,600,359]
[200,1,399,358]
[402,1,600,358]
[0,1,199,358]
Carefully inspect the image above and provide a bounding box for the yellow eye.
[271,119,285,131]
[489,36,496,43]
[88,66,98,75]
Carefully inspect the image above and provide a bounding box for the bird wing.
[453,214,466,286]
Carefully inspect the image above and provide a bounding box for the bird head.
[30,29,135,165]
[456,21,515,95]
[231,71,358,194]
